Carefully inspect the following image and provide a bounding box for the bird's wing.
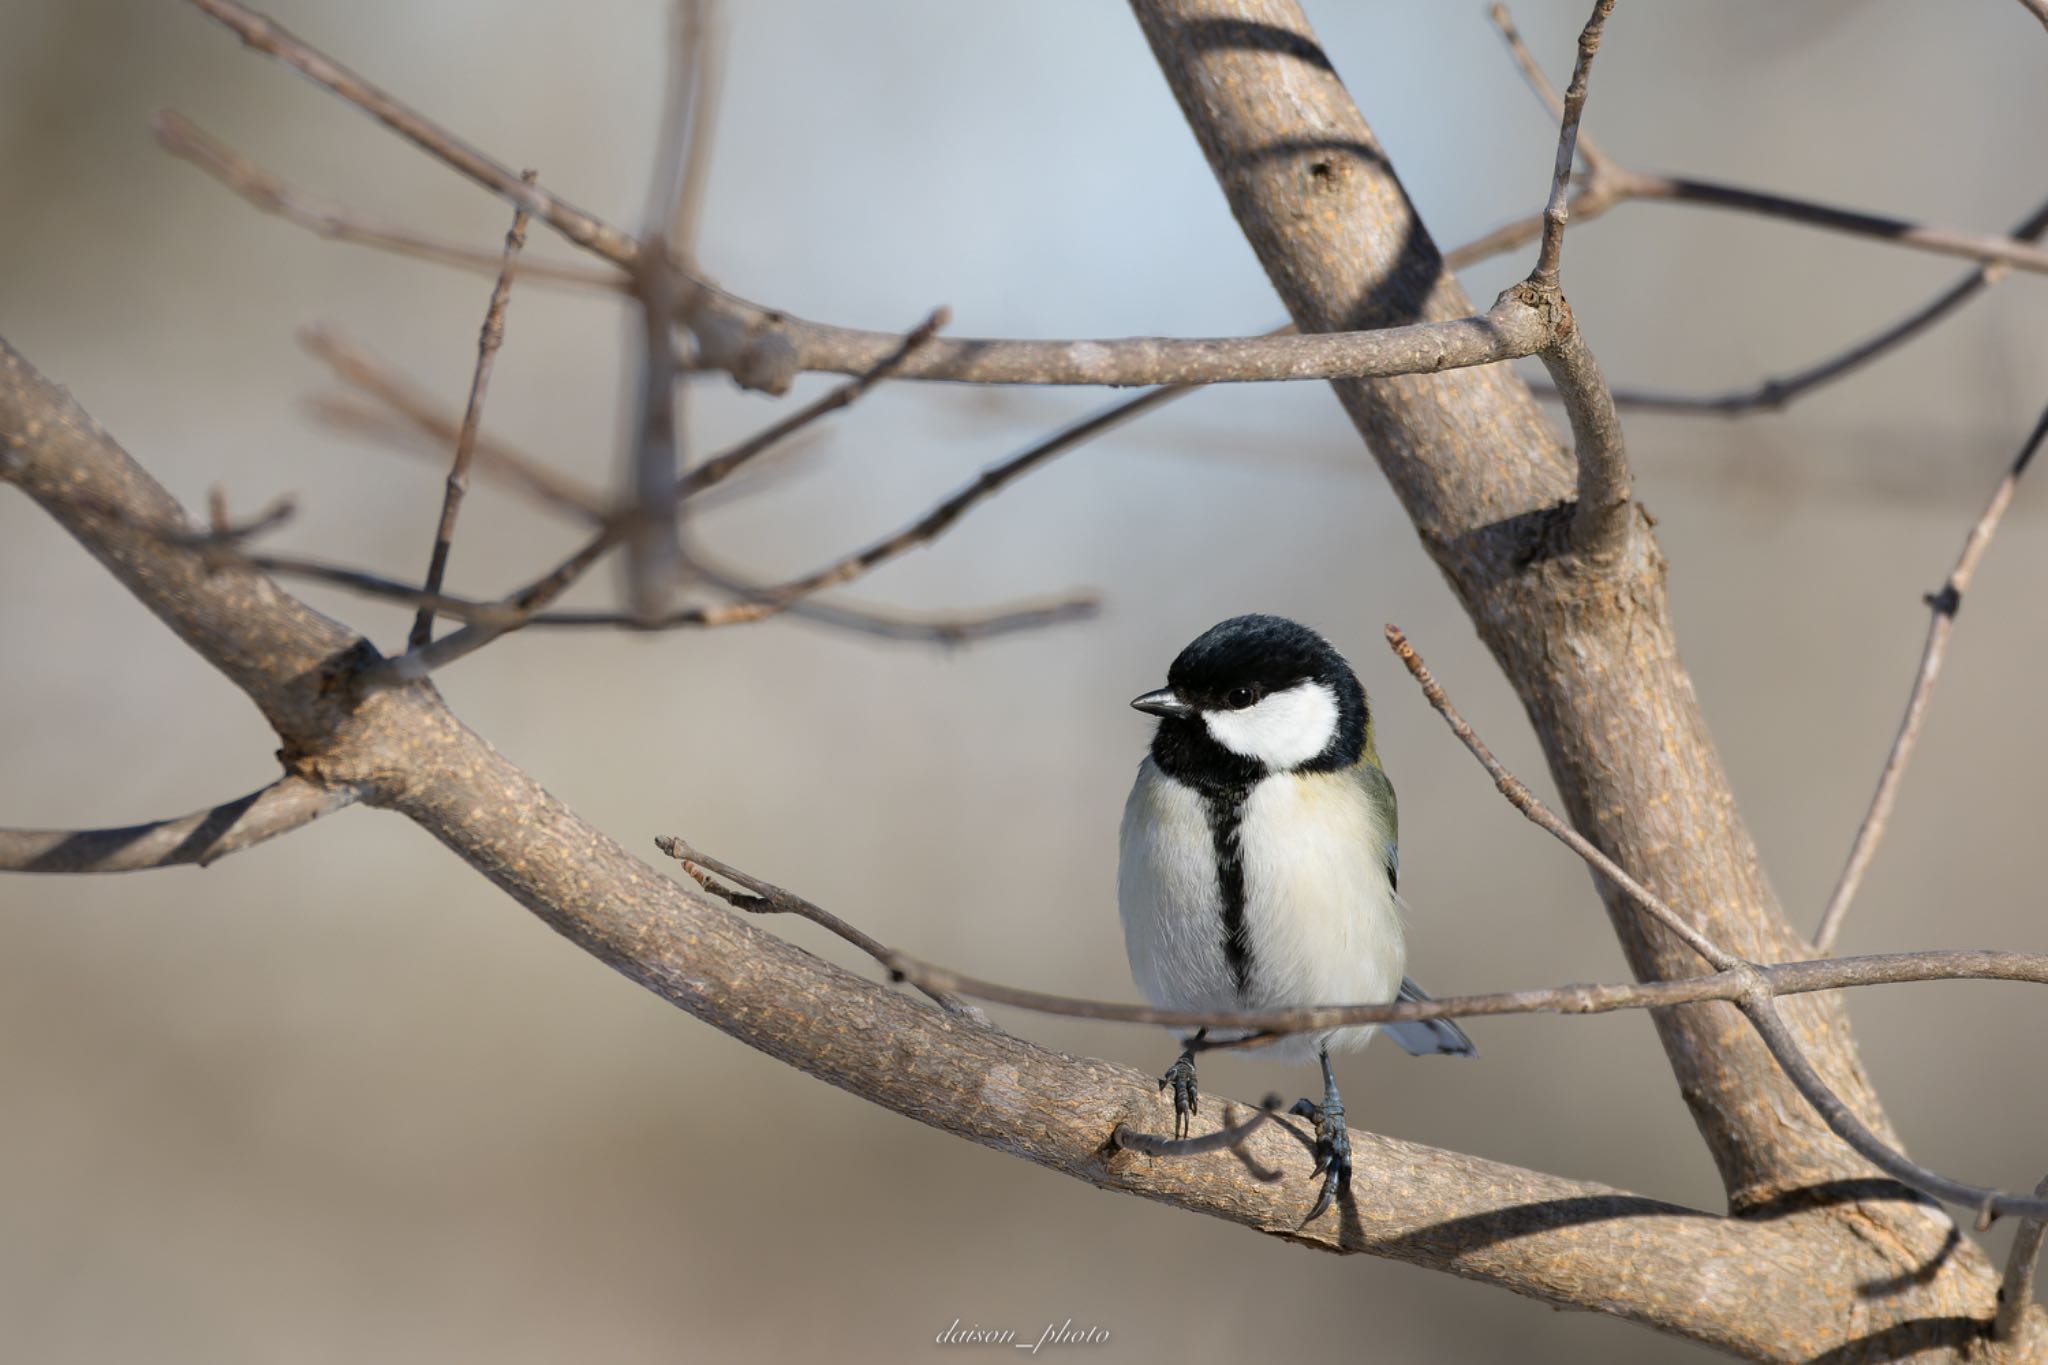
[1354,758,1399,891]
[1384,975,1477,1058]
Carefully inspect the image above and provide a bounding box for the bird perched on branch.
[1117,614,1474,1222]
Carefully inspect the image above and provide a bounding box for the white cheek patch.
[1202,681,1340,769]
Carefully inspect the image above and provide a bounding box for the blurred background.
[3,1,2046,1360]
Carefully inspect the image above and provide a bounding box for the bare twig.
[1812,400,2048,953]
[1608,169,2048,278]
[1530,0,1616,288]
[1383,626,1729,968]
[302,327,610,522]
[677,308,950,501]
[0,776,359,873]
[1490,3,1616,176]
[652,836,974,1016]
[409,184,532,648]
[196,490,296,546]
[881,947,2048,1035]
[180,0,642,266]
[1737,995,2048,1219]
[1595,189,2048,413]
[662,0,722,265]
[626,237,685,622]
[1998,1177,2048,1344]
[151,111,622,292]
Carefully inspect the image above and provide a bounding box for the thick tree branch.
[0,777,359,874]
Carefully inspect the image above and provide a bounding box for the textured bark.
[1127,0,2001,1349]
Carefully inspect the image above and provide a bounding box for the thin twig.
[195,491,296,546]
[0,776,360,873]
[180,0,642,267]
[626,236,685,622]
[1490,3,1616,176]
[151,111,623,292]
[1383,625,1731,968]
[677,308,950,500]
[410,183,532,648]
[301,327,610,522]
[1594,190,2048,412]
[652,836,976,1017]
[664,0,722,265]
[880,948,2048,1034]
[1996,1177,2048,1344]
[1608,169,2048,278]
[1530,0,1616,288]
[1737,995,2048,1220]
[1812,400,2048,953]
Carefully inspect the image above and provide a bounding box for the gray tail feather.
[1384,976,1477,1058]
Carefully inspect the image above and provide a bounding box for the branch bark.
[0,777,359,873]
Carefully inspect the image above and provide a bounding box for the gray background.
[2,2,2045,1360]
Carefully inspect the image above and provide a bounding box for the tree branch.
[0,776,358,873]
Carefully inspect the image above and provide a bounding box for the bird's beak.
[1130,688,1193,719]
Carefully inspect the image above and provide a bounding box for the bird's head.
[1133,614,1369,781]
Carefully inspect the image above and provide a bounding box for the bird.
[1116,613,1473,1222]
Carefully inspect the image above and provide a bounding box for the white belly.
[1118,759,1406,1065]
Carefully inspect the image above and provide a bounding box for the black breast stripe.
[1200,785,1255,996]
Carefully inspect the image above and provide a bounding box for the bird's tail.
[1384,976,1477,1058]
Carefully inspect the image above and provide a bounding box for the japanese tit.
[1117,614,1473,1221]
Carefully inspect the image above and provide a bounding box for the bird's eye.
[1226,686,1257,709]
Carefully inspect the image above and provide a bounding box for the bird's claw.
[1160,1050,1200,1140]
[1290,1096,1352,1222]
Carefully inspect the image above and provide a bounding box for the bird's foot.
[1160,1046,1200,1140]
[1289,1093,1352,1223]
